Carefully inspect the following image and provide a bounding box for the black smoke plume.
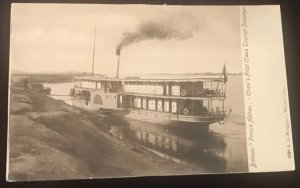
[116,12,199,55]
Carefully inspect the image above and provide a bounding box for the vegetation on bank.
[8,79,199,181]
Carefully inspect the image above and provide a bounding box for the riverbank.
[8,80,204,181]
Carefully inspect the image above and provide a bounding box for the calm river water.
[44,75,248,173]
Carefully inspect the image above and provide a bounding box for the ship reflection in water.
[44,75,248,173]
[108,119,229,173]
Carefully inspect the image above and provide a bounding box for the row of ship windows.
[124,85,181,96]
[132,98,177,113]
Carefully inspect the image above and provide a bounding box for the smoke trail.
[116,12,199,55]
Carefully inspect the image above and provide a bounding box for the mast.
[91,26,97,77]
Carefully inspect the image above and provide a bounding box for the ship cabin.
[71,77,227,117]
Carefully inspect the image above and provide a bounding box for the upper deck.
[73,76,226,98]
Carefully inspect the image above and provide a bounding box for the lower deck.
[116,109,226,126]
[71,97,225,127]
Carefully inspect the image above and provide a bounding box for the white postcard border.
[240,5,295,172]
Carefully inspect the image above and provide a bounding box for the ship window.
[96,82,101,89]
[157,100,163,111]
[90,81,95,89]
[171,101,177,113]
[166,85,169,95]
[142,98,147,109]
[82,81,87,88]
[171,85,180,96]
[148,99,156,110]
[164,101,169,112]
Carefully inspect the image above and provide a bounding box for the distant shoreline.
[12,72,242,76]
[11,72,242,84]
[141,72,242,76]
[11,73,77,83]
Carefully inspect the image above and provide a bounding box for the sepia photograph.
[8,3,253,181]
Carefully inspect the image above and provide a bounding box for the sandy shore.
[7,80,203,181]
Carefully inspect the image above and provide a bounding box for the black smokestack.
[116,54,120,78]
[116,48,121,56]
[116,12,199,53]
[116,48,121,78]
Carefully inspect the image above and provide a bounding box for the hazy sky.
[10,4,242,76]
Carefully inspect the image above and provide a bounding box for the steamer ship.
[69,28,230,127]
[70,69,229,127]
